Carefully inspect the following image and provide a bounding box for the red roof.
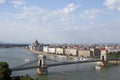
[100,48,106,50]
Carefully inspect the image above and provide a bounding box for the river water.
[0,48,120,80]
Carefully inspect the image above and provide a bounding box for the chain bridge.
[10,54,104,75]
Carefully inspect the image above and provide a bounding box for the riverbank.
[108,60,120,65]
[29,49,64,56]
[28,50,91,61]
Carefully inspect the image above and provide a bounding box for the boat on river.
[24,59,30,63]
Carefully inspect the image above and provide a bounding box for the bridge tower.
[37,55,48,75]
[97,54,108,68]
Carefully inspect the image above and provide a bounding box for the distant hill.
[0,41,7,44]
[0,41,29,45]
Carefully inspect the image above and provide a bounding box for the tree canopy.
[108,51,120,59]
[0,62,11,80]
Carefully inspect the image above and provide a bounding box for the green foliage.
[0,62,36,80]
[108,51,120,59]
[0,62,11,80]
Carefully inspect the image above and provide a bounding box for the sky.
[0,0,120,44]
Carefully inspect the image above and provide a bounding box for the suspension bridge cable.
[47,58,69,63]
[10,59,38,69]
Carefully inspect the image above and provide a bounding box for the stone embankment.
[108,60,120,65]
[28,50,67,58]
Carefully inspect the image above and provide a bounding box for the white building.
[78,50,93,58]
[49,47,56,54]
[29,40,39,51]
[56,47,64,55]
[43,46,49,53]
[65,48,78,56]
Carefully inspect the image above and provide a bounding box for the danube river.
[0,48,120,80]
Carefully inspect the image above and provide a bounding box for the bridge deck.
[11,66,41,71]
[10,58,120,72]
[48,60,101,67]
[11,59,100,71]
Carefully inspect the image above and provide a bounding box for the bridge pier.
[37,55,48,75]
[95,55,108,70]
[101,54,108,65]
[97,55,108,68]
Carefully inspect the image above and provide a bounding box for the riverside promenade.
[28,50,87,61]
[28,50,62,58]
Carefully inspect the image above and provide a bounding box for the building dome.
[35,40,39,46]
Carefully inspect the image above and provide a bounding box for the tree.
[108,52,120,59]
[0,62,11,80]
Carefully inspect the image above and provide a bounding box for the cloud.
[16,6,49,23]
[51,3,78,22]
[0,0,5,3]
[11,0,24,8]
[80,9,104,19]
[52,3,78,15]
[15,3,79,23]
[103,0,120,11]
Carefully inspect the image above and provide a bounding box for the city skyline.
[0,0,120,43]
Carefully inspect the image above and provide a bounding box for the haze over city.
[0,0,120,43]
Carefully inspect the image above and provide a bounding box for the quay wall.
[28,50,58,57]
[108,60,120,65]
